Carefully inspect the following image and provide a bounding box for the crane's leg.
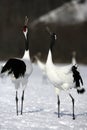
[69,94,75,120]
[21,90,24,115]
[15,91,18,115]
[57,95,60,118]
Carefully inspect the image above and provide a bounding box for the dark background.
[0,0,87,63]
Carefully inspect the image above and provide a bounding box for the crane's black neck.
[50,33,56,53]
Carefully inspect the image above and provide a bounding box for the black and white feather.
[1,58,26,79]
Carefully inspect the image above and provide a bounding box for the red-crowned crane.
[34,28,85,119]
[1,16,33,115]
[45,31,85,119]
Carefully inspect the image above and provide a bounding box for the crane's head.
[46,27,57,52]
[50,32,57,52]
[23,16,29,50]
[46,26,57,40]
[23,25,28,39]
[23,16,28,39]
[51,32,57,41]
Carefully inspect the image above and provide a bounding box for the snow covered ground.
[0,63,87,130]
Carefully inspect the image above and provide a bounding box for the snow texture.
[0,62,87,130]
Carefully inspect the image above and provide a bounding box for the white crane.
[0,16,33,115]
[36,28,85,119]
[46,31,85,119]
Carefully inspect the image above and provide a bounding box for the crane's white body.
[45,50,75,95]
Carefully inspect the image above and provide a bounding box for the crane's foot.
[73,115,75,120]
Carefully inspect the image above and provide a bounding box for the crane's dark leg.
[57,95,60,118]
[69,94,75,120]
[21,90,24,115]
[15,91,18,115]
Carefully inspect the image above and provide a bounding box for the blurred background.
[0,0,87,63]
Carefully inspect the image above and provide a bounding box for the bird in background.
[72,51,77,65]
[71,51,81,73]
[36,27,85,119]
[1,16,33,115]
[33,52,45,73]
[33,52,48,84]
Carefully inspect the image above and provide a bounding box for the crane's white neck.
[72,57,76,65]
[22,50,30,61]
[72,52,76,65]
[46,49,53,65]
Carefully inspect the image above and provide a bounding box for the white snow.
[0,62,87,130]
[32,0,87,26]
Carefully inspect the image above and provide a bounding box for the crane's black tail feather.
[77,88,85,94]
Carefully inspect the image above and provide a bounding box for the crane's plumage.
[1,58,26,79]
